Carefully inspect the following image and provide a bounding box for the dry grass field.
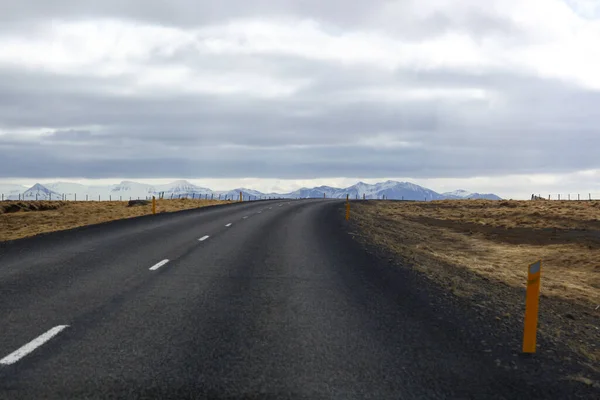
[353,199,600,306]
[0,199,228,242]
[352,200,600,368]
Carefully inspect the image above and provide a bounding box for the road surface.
[0,200,592,399]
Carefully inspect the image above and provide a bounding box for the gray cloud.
[0,1,597,182]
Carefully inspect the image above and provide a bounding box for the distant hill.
[441,190,502,200]
[22,183,61,200]
[0,180,502,201]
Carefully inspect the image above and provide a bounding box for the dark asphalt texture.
[0,199,594,399]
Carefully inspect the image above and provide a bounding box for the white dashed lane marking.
[0,325,69,366]
[225,223,232,227]
[149,259,170,271]
[198,235,210,241]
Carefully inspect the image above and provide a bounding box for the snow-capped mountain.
[219,188,281,201]
[45,182,106,199]
[344,181,443,200]
[0,184,28,200]
[154,180,212,198]
[21,183,61,200]
[284,181,443,200]
[110,181,155,198]
[441,190,502,200]
[286,186,341,199]
[0,180,502,201]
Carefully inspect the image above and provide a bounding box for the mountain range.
[0,180,502,201]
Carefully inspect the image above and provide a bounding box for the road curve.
[0,199,593,399]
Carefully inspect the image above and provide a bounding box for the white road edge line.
[225,223,232,227]
[198,235,210,241]
[149,259,170,271]
[0,325,69,366]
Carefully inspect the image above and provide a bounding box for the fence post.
[548,195,550,200]
[36,194,38,201]
[75,193,77,201]
[86,195,88,201]
[99,195,101,201]
[120,196,122,201]
[578,194,580,201]
[110,195,112,201]
[152,196,156,215]
[219,194,221,200]
[568,194,570,201]
[558,194,560,200]
[1,194,3,201]
[590,193,592,201]
[211,194,214,200]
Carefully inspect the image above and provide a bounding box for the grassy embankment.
[0,199,228,242]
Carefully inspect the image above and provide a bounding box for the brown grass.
[1,201,67,214]
[352,199,600,366]
[353,200,600,306]
[0,199,229,242]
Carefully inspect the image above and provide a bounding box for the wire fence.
[0,193,280,202]
[4,192,600,202]
[531,194,600,201]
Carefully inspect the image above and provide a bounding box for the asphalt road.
[0,199,593,399]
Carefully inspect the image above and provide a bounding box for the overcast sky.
[1,0,600,198]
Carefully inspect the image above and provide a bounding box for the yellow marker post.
[523,260,542,353]
[239,192,243,202]
[152,196,156,215]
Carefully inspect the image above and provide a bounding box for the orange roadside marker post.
[523,260,542,353]
[345,196,350,220]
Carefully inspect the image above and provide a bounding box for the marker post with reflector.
[523,260,542,353]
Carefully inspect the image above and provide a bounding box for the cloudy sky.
[1,0,600,198]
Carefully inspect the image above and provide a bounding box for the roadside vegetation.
[352,199,600,374]
[0,199,228,242]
